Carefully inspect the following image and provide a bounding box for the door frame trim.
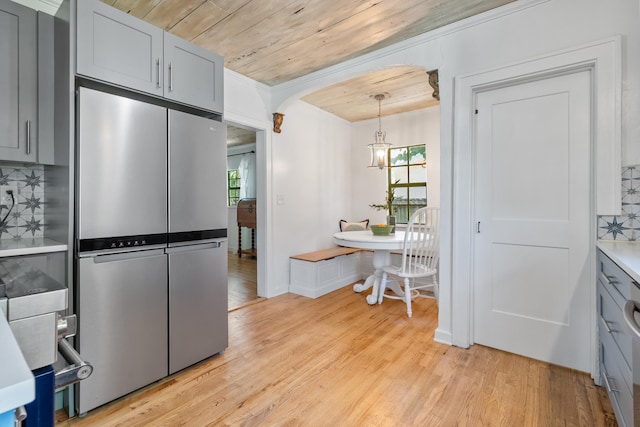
[224,113,272,299]
[451,37,620,377]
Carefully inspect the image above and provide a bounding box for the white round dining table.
[333,230,406,305]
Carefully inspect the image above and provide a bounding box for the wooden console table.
[237,198,256,257]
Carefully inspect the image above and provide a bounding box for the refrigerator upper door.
[78,87,168,240]
[168,240,228,374]
[168,110,227,235]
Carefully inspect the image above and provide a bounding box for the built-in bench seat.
[289,247,363,298]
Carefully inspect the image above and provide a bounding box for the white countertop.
[0,315,34,413]
[597,241,640,283]
[0,238,67,258]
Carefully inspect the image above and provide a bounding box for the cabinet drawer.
[601,332,633,427]
[599,282,632,370]
[598,250,634,304]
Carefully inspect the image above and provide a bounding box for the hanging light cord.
[378,97,382,132]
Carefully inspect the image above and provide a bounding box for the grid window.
[388,145,427,223]
[228,170,241,206]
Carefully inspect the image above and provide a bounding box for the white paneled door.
[473,70,592,371]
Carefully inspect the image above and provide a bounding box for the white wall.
[270,101,352,290]
[351,106,441,225]
[270,0,640,343]
[224,70,275,295]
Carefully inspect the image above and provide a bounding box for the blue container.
[0,410,14,427]
[24,365,54,427]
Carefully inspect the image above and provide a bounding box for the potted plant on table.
[369,181,399,233]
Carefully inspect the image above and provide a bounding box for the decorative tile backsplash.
[0,164,45,240]
[598,165,640,241]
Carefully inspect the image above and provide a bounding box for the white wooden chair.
[378,207,440,317]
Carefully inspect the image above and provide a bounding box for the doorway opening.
[226,124,262,310]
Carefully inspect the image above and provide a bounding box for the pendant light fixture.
[368,93,392,169]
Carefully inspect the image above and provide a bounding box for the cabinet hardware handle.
[600,273,616,287]
[603,374,618,393]
[26,120,31,155]
[156,58,161,88]
[624,300,640,340]
[601,318,615,334]
[168,62,173,92]
[476,221,480,233]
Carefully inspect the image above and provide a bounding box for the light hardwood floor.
[227,252,260,310]
[58,286,616,426]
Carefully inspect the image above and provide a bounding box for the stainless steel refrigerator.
[75,87,228,414]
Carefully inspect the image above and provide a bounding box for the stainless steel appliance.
[76,87,228,414]
[2,259,67,370]
[0,257,92,426]
[1,258,91,382]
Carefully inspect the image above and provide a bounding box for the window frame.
[387,144,427,224]
[227,169,241,206]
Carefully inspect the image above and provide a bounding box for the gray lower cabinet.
[76,0,223,113]
[597,249,634,427]
[0,1,38,163]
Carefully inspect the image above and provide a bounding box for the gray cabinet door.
[37,11,55,165]
[164,32,224,113]
[0,1,37,162]
[76,0,164,96]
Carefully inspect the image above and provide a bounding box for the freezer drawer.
[168,241,228,374]
[77,250,168,414]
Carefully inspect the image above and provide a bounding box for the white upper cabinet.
[76,0,223,113]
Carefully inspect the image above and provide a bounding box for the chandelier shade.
[368,94,392,169]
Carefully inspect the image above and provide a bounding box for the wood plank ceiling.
[101,0,516,122]
[227,125,257,147]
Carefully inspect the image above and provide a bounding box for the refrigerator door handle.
[92,248,166,263]
[165,241,223,254]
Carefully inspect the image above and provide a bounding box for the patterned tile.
[623,165,640,180]
[622,203,640,228]
[599,165,640,241]
[598,216,633,241]
[18,214,44,238]
[622,177,640,204]
[0,164,45,240]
